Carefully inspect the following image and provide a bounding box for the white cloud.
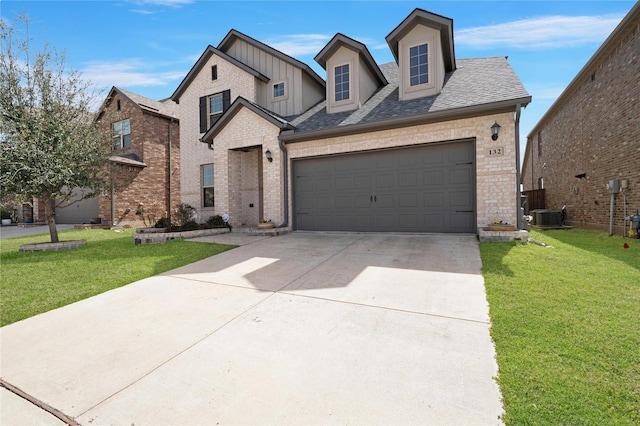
[267,34,332,56]
[81,60,184,90]
[457,14,625,49]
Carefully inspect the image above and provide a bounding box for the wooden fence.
[523,189,545,213]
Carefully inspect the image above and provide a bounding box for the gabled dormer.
[315,33,388,114]
[386,8,455,101]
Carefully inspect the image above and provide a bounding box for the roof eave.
[170,45,269,103]
[200,97,295,143]
[282,97,531,143]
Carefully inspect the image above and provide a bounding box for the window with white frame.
[202,164,214,208]
[112,119,131,150]
[209,94,223,117]
[334,64,350,101]
[409,43,428,86]
[273,82,285,98]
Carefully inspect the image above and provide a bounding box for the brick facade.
[175,53,258,223]
[522,6,639,233]
[98,92,180,227]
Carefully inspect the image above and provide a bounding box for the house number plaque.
[488,147,504,156]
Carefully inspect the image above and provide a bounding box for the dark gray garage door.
[293,141,476,232]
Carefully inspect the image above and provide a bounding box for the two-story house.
[175,8,530,234]
[96,87,180,227]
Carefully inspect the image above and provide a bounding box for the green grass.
[480,229,640,425]
[0,228,236,327]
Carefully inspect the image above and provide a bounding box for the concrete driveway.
[0,232,503,425]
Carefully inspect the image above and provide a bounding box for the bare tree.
[0,15,110,243]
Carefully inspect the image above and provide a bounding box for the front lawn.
[481,229,640,425]
[0,228,235,326]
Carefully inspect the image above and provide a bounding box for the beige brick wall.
[214,107,282,226]
[175,53,258,222]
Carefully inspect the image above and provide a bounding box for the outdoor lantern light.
[491,121,501,141]
[265,149,273,162]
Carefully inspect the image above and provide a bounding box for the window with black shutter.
[199,90,232,133]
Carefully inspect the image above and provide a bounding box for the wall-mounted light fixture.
[491,121,501,141]
[265,149,273,163]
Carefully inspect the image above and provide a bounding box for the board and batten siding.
[225,39,322,116]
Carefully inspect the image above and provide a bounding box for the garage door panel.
[424,192,445,209]
[354,175,372,190]
[450,213,475,231]
[354,214,374,228]
[375,214,395,230]
[334,176,352,190]
[294,141,475,232]
[334,195,352,209]
[375,193,395,209]
[450,191,473,208]
[423,213,445,231]
[398,172,418,187]
[398,193,417,208]
[423,170,445,186]
[450,168,472,185]
[314,177,332,191]
[376,173,395,188]
[398,214,418,229]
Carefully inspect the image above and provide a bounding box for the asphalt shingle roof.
[287,57,530,135]
[117,87,177,118]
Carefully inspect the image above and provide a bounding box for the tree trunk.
[43,194,59,243]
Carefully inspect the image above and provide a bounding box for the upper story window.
[273,82,285,98]
[409,43,428,86]
[209,94,224,116]
[112,119,131,150]
[199,90,230,133]
[211,65,218,81]
[334,64,350,102]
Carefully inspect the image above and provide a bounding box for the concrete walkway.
[0,232,503,425]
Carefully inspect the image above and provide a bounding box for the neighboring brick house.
[522,2,639,234]
[95,87,180,227]
[171,8,530,234]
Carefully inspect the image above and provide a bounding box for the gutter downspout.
[515,103,523,231]
[276,132,289,229]
[110,166,115,226]
[168,116,173,225]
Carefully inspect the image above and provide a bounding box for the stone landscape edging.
[132,227,231,245]
[19,240,87,252]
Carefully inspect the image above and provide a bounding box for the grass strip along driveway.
[0,228,235,327]
[481,229,639,425]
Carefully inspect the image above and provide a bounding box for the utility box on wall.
[608,179,620,194]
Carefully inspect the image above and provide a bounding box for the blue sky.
[1,0,635,159]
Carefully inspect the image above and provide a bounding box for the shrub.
[154,217,172,228]
[173,203,197,226]
[179,220,200,231]
[206,215,225,227]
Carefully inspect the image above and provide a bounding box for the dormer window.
[334,64,350,101]
[409,44,428,86]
